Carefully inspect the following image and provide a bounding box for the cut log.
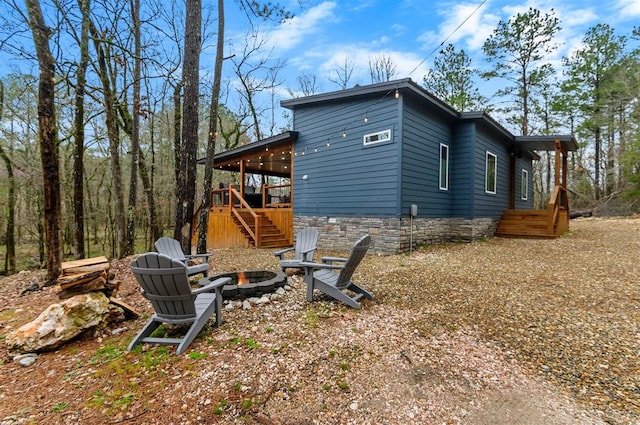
[109,298,141,319]
[57,277,107,299]
[62,263,111,275]
[60,256,109,272]
[58,270,104,290]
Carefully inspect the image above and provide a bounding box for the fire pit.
[205,270,287,299]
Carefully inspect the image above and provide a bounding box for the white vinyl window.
[521,169,529,200]
[439,143,449,190]
[485,151,497,194]
[363,129,391,146]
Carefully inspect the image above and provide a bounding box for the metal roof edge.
[280,78,459,118]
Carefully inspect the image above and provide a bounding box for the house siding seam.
[400,96,455,218]
[294,215,499,254]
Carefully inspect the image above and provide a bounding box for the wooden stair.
[232,210,289,248]
[495,209,558,239]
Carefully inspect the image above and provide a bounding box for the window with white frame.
[439,143,449,190]
[363,129,391,146]
[485,151,497,194]
[521,169,528,200]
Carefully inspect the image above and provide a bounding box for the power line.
[408,0,487,77]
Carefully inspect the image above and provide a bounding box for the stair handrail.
[547,185,567,234]
[229,187,261,247]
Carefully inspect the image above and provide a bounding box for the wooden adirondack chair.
[128,252,230,355]
[154,236,210,277]
[300,234,373,309]
[273,227,319,271]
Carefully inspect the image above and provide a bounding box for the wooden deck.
[197,185,293,250]
[203,207,292,249]
[495,209,568,238]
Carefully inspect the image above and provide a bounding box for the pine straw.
[0,217,638,424]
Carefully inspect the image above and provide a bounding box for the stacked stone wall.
[294,215,499,254]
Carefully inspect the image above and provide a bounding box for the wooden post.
[239,160,245,197]
[554,139,562,190]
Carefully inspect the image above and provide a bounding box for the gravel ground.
[0,216,639,424]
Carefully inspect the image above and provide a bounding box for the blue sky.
[222,0,640,97]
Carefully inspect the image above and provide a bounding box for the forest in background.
[0,1,638,279]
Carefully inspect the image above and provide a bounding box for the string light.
[292,87,400,158]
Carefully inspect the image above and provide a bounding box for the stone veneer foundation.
[294,216,499,254]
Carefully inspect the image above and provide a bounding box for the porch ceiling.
[514,135,578,152]
[197,131,297,178]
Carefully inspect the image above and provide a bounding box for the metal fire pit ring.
[204,270,287,299]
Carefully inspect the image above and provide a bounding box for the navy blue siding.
[450,122,476,218]
[287,84,535,221]
[473,125,511,217]
[400,97,456,217]
[292,96,401,216]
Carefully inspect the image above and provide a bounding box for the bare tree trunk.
[90,24,126,258]
[125,0,141,256]
[26,0,62,285]
[594,126,601,200]
[174,0,201,254]
[172,83,182,241]
[72,0,91,260]
[197,0,224,254]
[0,80,16,275]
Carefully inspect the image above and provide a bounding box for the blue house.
[201,78,576,253]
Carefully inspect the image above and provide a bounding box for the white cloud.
[417,1,500,52]
[263,2,339,52]
[317,45,430,84]
[615,0,640,18]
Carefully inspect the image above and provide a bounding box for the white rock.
[255,296,271,305]
[13,353,38,367]
[5,292,122,353]
[242,300,252,310]
[276,287,286,295]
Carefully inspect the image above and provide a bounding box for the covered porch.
[196,132,297,249]
[496,135,578,238]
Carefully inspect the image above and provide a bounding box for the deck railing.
[211,183,292,209]
[229,187,261,247]
[263,183,291,208]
